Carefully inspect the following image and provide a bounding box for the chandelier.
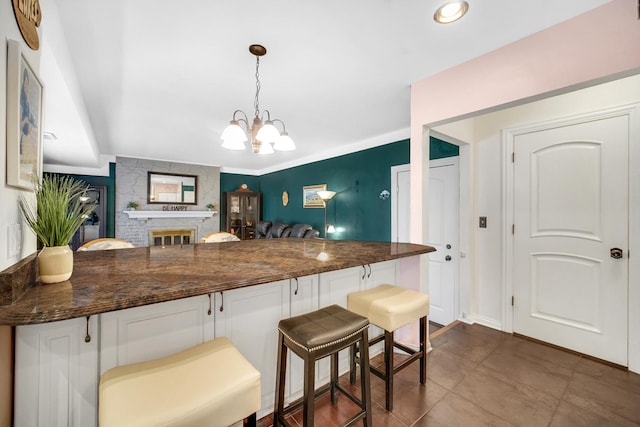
[220,44,295,154]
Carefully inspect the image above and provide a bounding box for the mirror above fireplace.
[147,172,197,205]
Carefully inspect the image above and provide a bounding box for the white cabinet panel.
[214,280,290,418]
[15,316,99,427]
[100,295,215,374]
[288,275,319,402]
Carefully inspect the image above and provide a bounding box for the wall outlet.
[479,216,487,228]
[7,224,22,258]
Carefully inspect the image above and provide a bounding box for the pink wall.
[409,0,640,240]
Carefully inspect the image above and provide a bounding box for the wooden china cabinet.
[223,184,262,240]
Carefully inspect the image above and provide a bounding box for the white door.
[428,158,459,326]
[513,114,629,365]
[391,165,411,243]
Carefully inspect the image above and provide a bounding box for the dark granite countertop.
[0,239,435,325]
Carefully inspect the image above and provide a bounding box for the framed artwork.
[303,184,326,208]
[6,39,43,190]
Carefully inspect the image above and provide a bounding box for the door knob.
[446,244,452,249]
[445,255,452,261]
[610,248,623,259]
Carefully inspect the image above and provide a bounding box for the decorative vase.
[38,245,73,284]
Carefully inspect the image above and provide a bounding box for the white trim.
[503,103,640,372]
[471,314,503,331]
[628,104,640,374]
[391,164,410,243]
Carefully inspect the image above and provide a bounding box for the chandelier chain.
[254,57,261,118]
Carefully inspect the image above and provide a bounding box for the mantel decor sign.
[6,39,43,190]
[303,184,326,208]
[11,0,42,50]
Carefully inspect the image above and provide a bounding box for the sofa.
[256,221,319,239]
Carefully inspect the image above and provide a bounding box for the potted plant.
[19,175,95,284]
[206,203,215,211]
[127,201,139,211]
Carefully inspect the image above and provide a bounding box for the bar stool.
[347,284,429,411]
[99,337,261,427]
[273,304,372,427]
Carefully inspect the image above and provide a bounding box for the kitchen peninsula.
[0,239,435,425]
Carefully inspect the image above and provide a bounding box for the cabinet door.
[242,194,260,240]
[226,192,261,240]
[227,193,243,237]
[365,259,398,289]
[100,295,215,374]
[288,275,319,402]
[214,280,290,418]
[15,316,99,427]
[364,260,399,354]
[317,266,364,383]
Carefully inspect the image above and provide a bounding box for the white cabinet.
[12,259,404,426]
[100,294,215,374]
[214,280,290,419]
[15,316,99,427]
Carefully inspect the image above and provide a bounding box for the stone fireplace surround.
[115,157,221,247]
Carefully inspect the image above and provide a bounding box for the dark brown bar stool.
[273,304,372,427]
[348,284,429,411]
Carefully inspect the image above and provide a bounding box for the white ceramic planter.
[38,245,73,284]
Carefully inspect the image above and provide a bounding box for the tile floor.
[259,322,640,426]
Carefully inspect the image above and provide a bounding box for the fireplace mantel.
[123,210,216,221]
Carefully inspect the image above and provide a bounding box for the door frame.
[502,103,640,372]
[391,164,410,243]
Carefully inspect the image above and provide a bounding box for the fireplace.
[149,229,196,246]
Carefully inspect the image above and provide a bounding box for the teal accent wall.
[220,137,458,241]
[51,163,117,237]
[431,137,459,159]
[220,174,261,194]
[260,140,410,241]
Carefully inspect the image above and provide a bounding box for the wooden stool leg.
[303,353,316,426]
[384,329,394,411]
[359,328,373,427]
[420,316,427,384]
[330,352,339,404]
[273,332,288,427]
[244,413,257,427]
[349,342,357,385]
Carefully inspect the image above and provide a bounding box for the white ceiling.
[37,0,612,175]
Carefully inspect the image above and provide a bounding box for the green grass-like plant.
[19,175,95,247]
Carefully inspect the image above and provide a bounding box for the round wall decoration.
[282,191,289,206]
[11,0,42,50]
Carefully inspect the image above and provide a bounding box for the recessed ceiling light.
[434,1,469,24]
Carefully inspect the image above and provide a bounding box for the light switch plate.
[8,223,22,257]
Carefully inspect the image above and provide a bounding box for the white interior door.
[428,158,459,326]
[513,114,629,365]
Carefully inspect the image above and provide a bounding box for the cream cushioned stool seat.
[348,284,429,411]
[99,337,261,427]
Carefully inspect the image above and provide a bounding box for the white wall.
[1,4,43,426]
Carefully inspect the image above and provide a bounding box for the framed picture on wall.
[303,184,326,208]
[6,39,44,190]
